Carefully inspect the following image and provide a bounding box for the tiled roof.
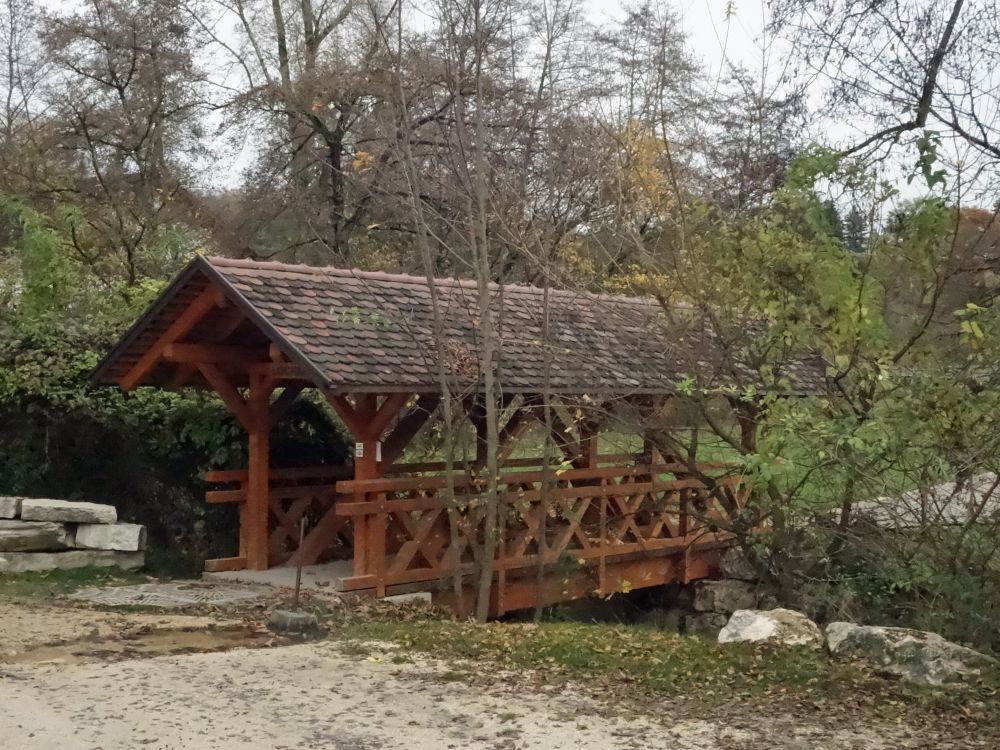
[94,256,827,395]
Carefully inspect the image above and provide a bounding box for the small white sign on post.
[355,442,364,459]
[376,441,382,462]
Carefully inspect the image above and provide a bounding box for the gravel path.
[0,597,983,749]
[1,641,671,749]
[0,638,945,750]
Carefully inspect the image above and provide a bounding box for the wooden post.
[579,420,599,469]
[351,394,374,577]
[246,373,273,570]
[731,398,760,453]
[324,391,410,580]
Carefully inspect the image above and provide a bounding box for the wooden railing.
[203,458,750,610]
[333,462,750,608]
[205,465,352,569]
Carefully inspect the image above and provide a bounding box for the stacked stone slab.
[0,497,145,573]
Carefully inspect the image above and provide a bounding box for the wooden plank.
[249,362,305,381]
[205,465,352,484]
[204,556,247,572]
[204,468,249,483]
[206,489,246,504]
[335,468,722,496]
[163,343,267,364]
[268,484,340,500]
[119,286,225,391]
[334,481,670,517]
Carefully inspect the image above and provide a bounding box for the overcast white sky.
[587,0,774,75]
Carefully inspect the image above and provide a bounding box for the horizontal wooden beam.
[164,343,269,364]
[204,556,247,572]
[206,489,245,504]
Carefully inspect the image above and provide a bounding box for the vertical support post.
[598,487,608,596]
[731,398,760,453]
[246,373,273,570]
[352,394,380,578]
[579,420,599,469]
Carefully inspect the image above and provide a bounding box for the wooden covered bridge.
[93,256,821,615]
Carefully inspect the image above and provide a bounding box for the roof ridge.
[206,256,670,308]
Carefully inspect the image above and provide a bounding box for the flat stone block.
[0,520,74,552]
[0,549,144,573]
[693,580,758,614]
[75,523,146,552]
[20,498,117,525]
[0,497,21,519]
[268,609,321,634]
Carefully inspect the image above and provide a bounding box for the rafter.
[119,286,225,391]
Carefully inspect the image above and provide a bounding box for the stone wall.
[636,549,774,636]
[0,497,145,573]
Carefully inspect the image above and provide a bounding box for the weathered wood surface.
[204,459,748,612]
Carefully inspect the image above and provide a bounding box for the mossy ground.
[0,566,150,599]
[329,602,1000,735]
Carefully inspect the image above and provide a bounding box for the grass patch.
[331,605,1000,729]
[0,566,150,599]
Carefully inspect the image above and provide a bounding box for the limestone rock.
[718,608,824,647]
[693,579,757,613]
[268,609,321,634]
[719,547,759,581]
[0,520,74,552]
[0,496,21,519]
[636,608,684,632]
[75,523,146,552]
[20,498,117,525]
[0,549,143,573]
[826,622,998,686]
[685,612,729,636]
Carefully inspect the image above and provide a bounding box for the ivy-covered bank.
[0,201,348,573]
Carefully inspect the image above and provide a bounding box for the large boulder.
[0,549,144,573]
[0,520,74,552]
[75,523,146,552]
[826,622,998,686]
[718,609,824,647]
[0,497,21,519]
[693,580,757,613]
[20,498,117,525]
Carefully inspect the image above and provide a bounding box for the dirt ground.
[0,598,987,749]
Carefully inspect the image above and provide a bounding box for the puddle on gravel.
[2,626,274,666]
